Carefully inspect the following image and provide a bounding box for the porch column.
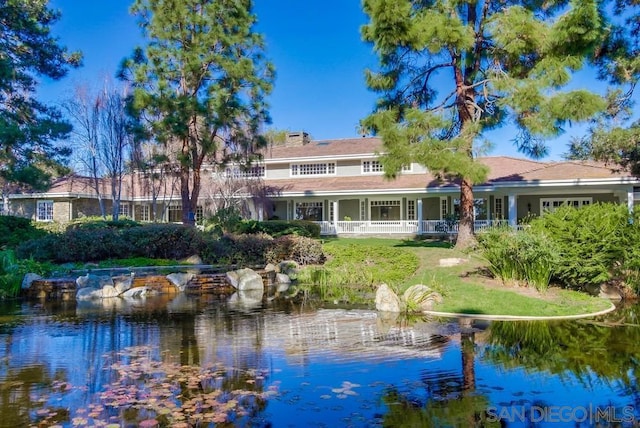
[628,186,634,214]
[508,193,517,226]
[332,200,339,231]
[417,199,423,234]
[2,195,8,215]
[258,205,264,221]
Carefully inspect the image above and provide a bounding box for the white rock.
[21,273,42,290]
[375,283,402,313]
[166,272,194,292]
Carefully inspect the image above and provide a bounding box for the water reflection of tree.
[0,365,70,427]
[485,313,640,388]
[381,319,500,427]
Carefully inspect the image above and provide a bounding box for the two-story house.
[6,132,640,235]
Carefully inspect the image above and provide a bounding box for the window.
[362,160,384,174]
[295,202,323,221]
[362,160,411,174]
[290,162,335,176]
[329,201,334,222]
[360,200,366,221]
[495,198,503,219]
[371,200,401,221]
[440,198,448,220]
[168,205,182,223]
[541,197,592,213]
[137,205,151,222]
[407,200,416,220]
[195,205,204,224]
[37,200,54,222]
[225,164,265,178]
[118,203,130,218]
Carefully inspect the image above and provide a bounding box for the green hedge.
[235,220,321,238]
[0,216,49,249]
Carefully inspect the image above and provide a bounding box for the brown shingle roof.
[262,137,384,160]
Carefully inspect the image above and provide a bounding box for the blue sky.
[40,1,619,161]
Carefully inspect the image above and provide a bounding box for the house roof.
[9,136,638,200]
[262,137,384,160]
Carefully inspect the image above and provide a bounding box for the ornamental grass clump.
[478,226,558,292]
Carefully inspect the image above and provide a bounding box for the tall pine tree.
[121,0,274,224]
[0,0,81,190]
[361,0,607,248]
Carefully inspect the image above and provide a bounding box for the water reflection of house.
[195,309,449,366]
[7,132,639,235]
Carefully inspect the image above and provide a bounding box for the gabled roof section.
[262,137,384,160]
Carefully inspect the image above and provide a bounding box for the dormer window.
[290,162,336,176]
[362,160,384,174]
[362,160,412,174]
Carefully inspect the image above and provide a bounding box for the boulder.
[76,287,103,301]
[227,268,264,291]
[76,274,113,289]
[375,283,402,313]
[113,274,134,295]
[403,284,443,312]
[264,263,277,273]
[166,272,195,292]
[101,285,120,299]
[121,286,150,299]
[21,273,42,290]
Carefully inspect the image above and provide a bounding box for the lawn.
[317,237,613,317]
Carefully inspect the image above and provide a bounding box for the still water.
[0,294,638,427]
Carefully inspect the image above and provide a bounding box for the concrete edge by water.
[423,301,617,321]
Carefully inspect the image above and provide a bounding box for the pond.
[0,295,638,427]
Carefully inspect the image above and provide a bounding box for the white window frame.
[225,164,266,179]
[167,204,182,223]
[295,201,324,221]
[138,204,151,222]
[407,200,416,220]
[440,197,448,220]
[495,197,503,219]
[290,162,336,177]
[37,200,54,222]
[118,203,130,218]
[540,197,592,214]
[362,160,384,174]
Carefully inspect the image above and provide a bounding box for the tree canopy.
[360,0,607,248]
[120,0,274,224]
[566,1,640,173]
[0,0,81,190]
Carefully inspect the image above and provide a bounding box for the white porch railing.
[317,220,513,235]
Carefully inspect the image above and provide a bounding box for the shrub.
[265,235,325,265]
[224,233,274,265]
[203,207,244,236]
[123,224,205,260]
[0,250,55,299]
[528,203,629,291]
[66,217,142,230]
[236,220,321,238]
[478,226,558,291]
[0,216,49,249]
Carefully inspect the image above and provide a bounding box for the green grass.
[308,237,613,317]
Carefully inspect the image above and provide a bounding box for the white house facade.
[6,132,640,236]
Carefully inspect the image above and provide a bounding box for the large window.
[362,160,384,174]
[168,205,182,223]
[370,200,401,221]
[291,162,335,176]
[225,164,265,178]
[37,200,53,222]
[494,197,503,219]
[407,200,416,220]
[137,205,151,222]
[295,202,323,221]
[118,203,130,218]
[541,197,592,213]
[440,198,448,220]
